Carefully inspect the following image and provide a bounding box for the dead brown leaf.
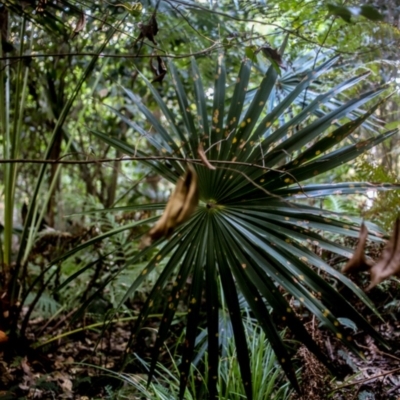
[367,218,400,291]
[147,164,199,241]
[256,45,286,70]
[138,15,158,45]
[198,143,216,170]
[0,330,8,343]
[343,219,400,291]
[342,222,373,274]
[73,12,86,34]
[150,56,167,83]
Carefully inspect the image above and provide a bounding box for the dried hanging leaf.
[138,14,158,45]
[256,45,286,71]
[148,164,199,241]
[0,330,8,343]
[36,0,48,13]
[74,13,86,34]
[366,218,400,291]
[342,222,372,274]
[150,56,167,83]
[198,143,216,170]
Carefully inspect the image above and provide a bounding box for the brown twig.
[356,341,400,362]
[0,156,303,190]
[330,367,400,392]
[0,155,309,197]
[0,30,276,63]
[0,154,284,170]
[217,165,302,204]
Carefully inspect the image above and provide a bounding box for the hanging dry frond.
[343,219,400,291]
[138,14,158,45]
[342,222,372,273]
[148,164,199,241]
[366,218,400,291]
[0,330,8,343]
[198,143,216,170]
[74,12,86,34]
[150,56,167,83]
[255,45,286,70]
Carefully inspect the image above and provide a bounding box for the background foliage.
[1,0,400,399]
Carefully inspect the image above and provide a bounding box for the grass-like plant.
[87,316,293,399]
[0,7,129,336]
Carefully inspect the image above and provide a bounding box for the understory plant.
[90,49,397,398]
[91,316,293,400]
[0,7,127,334]
[1,2,399,399]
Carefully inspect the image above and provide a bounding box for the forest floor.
[1,242,400,399]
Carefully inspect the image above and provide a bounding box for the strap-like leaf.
[169,62,198,157]
[278,182,400,199]
[230,64,277,156]
[137,70,190,155]
[264,88,385,167]
[252,56,340,143]
[215,227,253,400]
[205,216,219,399]
[209,52,226,159]
[228,212,388,341]
[148,244,198,385]
[191,57,210,141]
[109,92,180,155]
[178,215,208,399]
[218,220,300,392]
[280,129,398,186]
[89,128,179,181]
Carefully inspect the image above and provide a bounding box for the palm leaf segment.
[95,53,398,399]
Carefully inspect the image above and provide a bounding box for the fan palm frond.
[90,50,398,399]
